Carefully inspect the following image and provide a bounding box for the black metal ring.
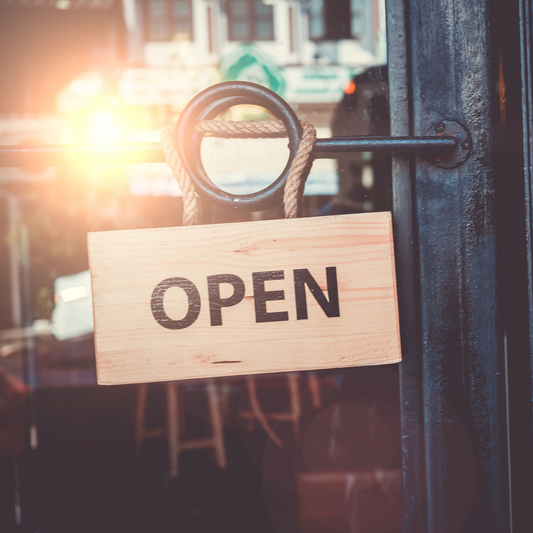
[188,96,262,192]
[175,81,302,211]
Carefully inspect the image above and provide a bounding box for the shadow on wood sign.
[88,213,401,385]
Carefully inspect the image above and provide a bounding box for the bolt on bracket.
[426,120,472,169]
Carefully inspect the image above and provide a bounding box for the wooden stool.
[239,373,302,447]
[237,371,331,447]
[135,379,227,477]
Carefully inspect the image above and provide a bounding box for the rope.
[160,119,316,226]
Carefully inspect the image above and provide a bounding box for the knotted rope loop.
[160,119,316,226]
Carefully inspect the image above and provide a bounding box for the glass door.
[2,0,531,531]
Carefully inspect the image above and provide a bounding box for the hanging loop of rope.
[160,119,317,226]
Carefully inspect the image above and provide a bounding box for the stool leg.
[288,373,301,443]
[246,376,283,447]
[178,384,187,433]
[308,371,322,410]
[135,384,148,459]
[220,378,231,419]
[206,379,227,470]
[166,382,180,477]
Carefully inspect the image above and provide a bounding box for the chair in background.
[238,371,326,448]
[135,379,227,477]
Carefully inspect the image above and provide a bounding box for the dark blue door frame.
[390,0,533,530]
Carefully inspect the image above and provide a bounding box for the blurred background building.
[0,0,386,332]
[0,4,392,531]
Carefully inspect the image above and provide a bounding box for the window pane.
[254,0,272,15]
[255,19,273,40]
[230,0,249,16]
[308,0,325,40]
[253,0,273,40]
[172,0,192,40]
[351,0,366,36]
[228,0,251,40]
[230,20,250,40]
[148,0,168,40]
[172,0,190,16]
[148,0,165,16]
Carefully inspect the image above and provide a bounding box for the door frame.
[387,0,533,530]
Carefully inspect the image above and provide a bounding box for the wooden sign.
[88,213,401,385]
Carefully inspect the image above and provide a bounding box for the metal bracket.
[425,120,472,169]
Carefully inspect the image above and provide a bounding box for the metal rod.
[0,136,457,167]
[313,136,456,153]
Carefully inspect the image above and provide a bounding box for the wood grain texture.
[88,213,401,385]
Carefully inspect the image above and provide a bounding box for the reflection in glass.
[228,0,274,41]
[147,0,193,41]
[148,0,168,40]
[0,2,397,532]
